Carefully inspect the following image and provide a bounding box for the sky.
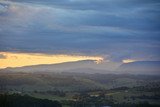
[0,52,103,68]
[0,0,160,68]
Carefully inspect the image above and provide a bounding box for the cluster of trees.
[68,100,159,107]
[0,94,62,107]
[67,92,159,107]
[63,100,159,107]
[34,90,66,97]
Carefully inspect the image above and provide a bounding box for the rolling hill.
[118,61,160,75]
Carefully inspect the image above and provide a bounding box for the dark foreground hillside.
[0,94,62,107]
[0,93,159,107]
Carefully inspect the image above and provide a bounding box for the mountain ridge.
[118,61,160,75]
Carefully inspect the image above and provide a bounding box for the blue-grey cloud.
[0,0,160,62]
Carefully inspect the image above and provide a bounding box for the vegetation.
[0,94,62,107]
[0,72,160,107]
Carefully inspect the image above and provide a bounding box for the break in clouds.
[0,0,160,62]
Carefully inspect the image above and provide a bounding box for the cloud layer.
[0,0,160,62]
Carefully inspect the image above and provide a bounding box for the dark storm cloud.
[0,0,160,61]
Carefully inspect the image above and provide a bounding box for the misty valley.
[0,70,160,107]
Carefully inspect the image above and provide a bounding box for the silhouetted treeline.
[69,101,160,107]
[0,94,62,107]
[67,93,160,107]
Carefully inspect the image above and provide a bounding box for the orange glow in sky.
[0,52,103,68]
[122,59,136,63]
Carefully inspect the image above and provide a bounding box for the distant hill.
[0,60,119,74]
[0,60,95,72]
[118,61,160,75]
[0,72,160,92]
[1,60,160,75]
[62,68,115,74]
